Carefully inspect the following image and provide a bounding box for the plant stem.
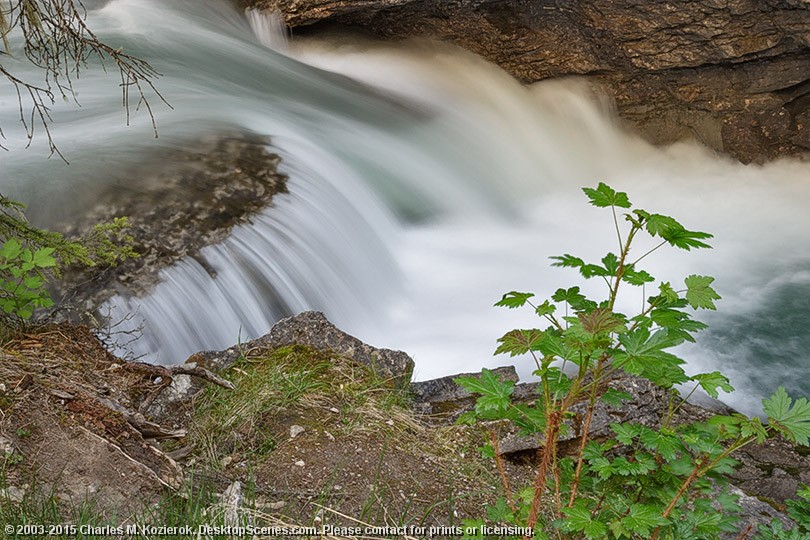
[651,435,758,539]
[611,205,624,254]
[525,410,562,539]
[608,224,641,311]
[664,383,700,427]
[629,240,667,267]
[567,355,605,507]
[489,429,516,513]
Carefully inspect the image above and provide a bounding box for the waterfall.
[1,0,808,415]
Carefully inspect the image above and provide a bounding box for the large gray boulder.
[198,311,414,387]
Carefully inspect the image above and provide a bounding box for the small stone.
[221,481,243,528]
[385,420,394,426]
[0,383,6,393]
[294,460,305,467]
[221,456,233,468]
[324,430,335,441]
[329,407,339,414]
[289,425,305,439]
[2,486,25,503]
[0,435,13,456]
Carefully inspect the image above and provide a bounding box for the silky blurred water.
[1,0,808,414]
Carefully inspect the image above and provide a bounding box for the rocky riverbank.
[1,312,807,536]
[245,0,810,163]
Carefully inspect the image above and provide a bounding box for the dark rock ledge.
[56,131,288,313]
[244,0,810,163]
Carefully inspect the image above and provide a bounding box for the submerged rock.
[56,131,288,313]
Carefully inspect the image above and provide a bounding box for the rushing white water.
[1,0,808,415]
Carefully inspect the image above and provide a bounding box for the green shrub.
[0,194,136,328]
[457,183,810,539]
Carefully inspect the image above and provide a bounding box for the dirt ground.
[0,324,534,538]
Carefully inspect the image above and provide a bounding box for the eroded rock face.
[248,0,810,162]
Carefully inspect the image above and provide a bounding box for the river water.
[1,0,808,415]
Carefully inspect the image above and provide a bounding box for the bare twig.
[0,0,168,159]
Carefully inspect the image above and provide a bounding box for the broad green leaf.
[550,254,584,269]
[478,444,495,459]
[684,275,721,310]
[582,441,605,461]
[638,427,682,461]
[622,266,655,286]
[614,328,687,384]
[589,457,615,479]
[536,330,570,360]
[644,213,682,238]
[23,275,44,290]
[578,307,625,335]
[763,386,810,446]
[667,455,695,476]
[455,411,477,425]
[562,505,609,539]
[495,329,544,356]
[495,291,534,308]
[486,497,513,524]
[738,415,768,444]
[649,307,707,342]
[534,300,557,317]
[691,371,734,399]
[455,369,514,400]
[681,431,724,455]
[705,415,742,440]
[620,504,668,536]
[658,282,679,303]
[611,423,642,445]
[0,238,22,260]
[511,403,547,434]
[552,286,587,306]
[32,247,56,268]
[456,369,515,418]
[601,388,633,407]
[612,456,640,476]
[582,182,632,209]
[581,263,611,278]
[662,226,713,251]
[601,252,620,275]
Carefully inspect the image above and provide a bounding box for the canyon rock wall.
[247,0,810,162]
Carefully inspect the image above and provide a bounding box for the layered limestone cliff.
[246,0,810,162]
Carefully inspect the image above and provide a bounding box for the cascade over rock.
[246,0,810,162]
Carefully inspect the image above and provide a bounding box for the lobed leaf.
[495,291,535,309]
[495,328,544,356]
[691,371,734,399]
[763,386,810,446]
[684,275,721,310]
[582,182,632,209]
